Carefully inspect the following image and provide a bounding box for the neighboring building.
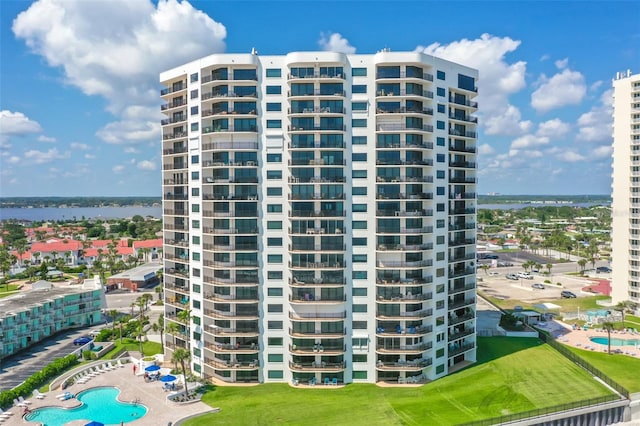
[0,276,105,360]
[160,50,478,385]
[132,238,164,261]
[611,71,640,305]
[106,263,160,292]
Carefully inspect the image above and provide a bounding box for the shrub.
[94,329,113,342]
[544,279,551,284]
[82,350,97,360]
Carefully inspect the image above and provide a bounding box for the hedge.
[0,354,78,409]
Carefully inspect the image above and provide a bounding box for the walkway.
[543,320,640,357]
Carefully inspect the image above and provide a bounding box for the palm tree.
[546,263,553,276]
[480,264,490,275]
[602,321,615,355]
[152,314,165,350]
[171,348,191,398]
[108,309,119,337]
[15,240,27,267]
[165,321,179,349]
[177,308,191,325]
[577,259,587,275]
[614,301,638,330]
[136,323,146,356]
[155,285,163,301]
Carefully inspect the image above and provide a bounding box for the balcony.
[448,129,477,138]
[377,123,434,132]
[448,298,476,310]
[449,342,475,357]
[162,146,187,155]
[376,260,433,268]
[376,210,433,218]
[376,107,434,116]
[376,243,433,251]
[161,82,186,96]
[376,309,433,320]
[289,278,346,287]
[289,244,346,252]
[289,294,346,304]
[449,113,478,123]
[375,358,432,371]
[202,91,258,100]
[202,125,257,134]
[376,277,433,286]
[449,312,475,326]
[204,343,259,354]
[448,327,475,341]
[163,132,188,141]
[204,326,259,337]
[448,96,478,108]
[449,283,476,295]
[289,344,345,355]
[287,72,345,80]
[161,98,187,111]
[289,311,346,321]
[375,71,433,81]
[289,328,346,338]
[202,141,259,151]
[375,90,434,99]
[289,361,346,372]
[288,90,346,97]
[449,267,475,278]
[449,144,477,154]
[161,116,187,126]
[204,293,259,303]
[376,227,433,234]
[288,107,346,114]
[449,192,475,200]
[376,141,434,150]
[206,359,259,370]
[375,342,432,354]
[202,108,257,118]
[449,176,476,184]
[376,292,432,303]
[203,309,259,320]
[288,125,346,132]
[449,238,475,247]
[449,161,476,169]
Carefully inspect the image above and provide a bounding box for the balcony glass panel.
[233,69,257,80]
[377,102,401,113]
[319,117,343,130]
[291,134,315,148]
[405,83,423,95]
[320,152,343,165]
[405,66,423,79]
[234,102,257,114]
[291,100,314,113]
[377,66,401,78]
[377,218,400,233]
[319,66,343,78]
[212,68,228,80]
[292,117,314,130]
[377,152,401,165]
[291,67,314,78]
[319,83,343,95]
[320,100,343,112]
[233,86,257,97]
[234,118,256,132]
[377,134,400,148]
[291,83,314,96]
[320,134,344,148]
[377,83,400,95]
[236,219,258,233]
[235,152,257,163]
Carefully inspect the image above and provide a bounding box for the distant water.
[0,206,162,221]
[478,202,609,210]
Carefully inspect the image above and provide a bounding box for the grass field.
[102,338,162,359]
[566,346,640,392]
[183,337,613,426]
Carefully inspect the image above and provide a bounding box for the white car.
[488,271,500,276]
[517,272,533,279]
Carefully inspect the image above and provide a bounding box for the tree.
[577,259,587,276]
[546,263,553,276]
[480,264,490,275]
[602,322,615,355]
[171,348,191,398]
[136,323,146,356]
[152,314,165,351]
[108,309,119,337]
[155,284,163,301]
[165,321,179,349]
[614,301,638,330]
[15,240,27,267]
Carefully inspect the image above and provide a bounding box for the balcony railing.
[202,141,258,151]
[289,295,346,303]
[161,83,186,96]
[375,358,432,370]
[202,91,258,100]
[377,260,433,268]
[376,309,433,319]
[289,328,346,337]
[448,328,475,341]
[376,292,432,302]
[377,123,434,132]
[449,342,475,357]
[449,113,478,123]
[448,298,476,310]
[288,311,346,320]
[376,90,434,98]
[376,343,432,353]
[449,313,475,326]
[376,210,433,218]
[376,107,434,116]
[448,129,477,138]
[161,99,187,110]
[161,116,187,125]
[289,361,345,372]
[449,96,478,108]
[163,132,188,140]
[289,107,346,114]
[376,243,433,251]
[202,125,257,134]
[376,71,433,81]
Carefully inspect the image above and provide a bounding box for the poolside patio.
[2,360,216,426]
[542,319,640,357]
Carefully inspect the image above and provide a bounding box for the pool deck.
[4,363,216,426]
[541,319,640,357]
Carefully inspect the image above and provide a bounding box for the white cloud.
[318,32,356,54]
[137,159,157,171]
[576,89,613,143]
[84,153,96,159]
[557,150,586,162]
[592,145,613,158]
[70,142,90,150]
[23,148,70,164]
[124,147,140,154]
[37,135,56,143]
[540,54,550,62]
[112,165,125,174]
[511,134,550,149]
[484,105,532,136]
[536,119,570,138]
[13,0,227,146]
[554,58,568,69]
[478,144,495,155]
[7,156,21,164]
[416,34,528,136]
[531,69,586,112]
[0,110,42,141]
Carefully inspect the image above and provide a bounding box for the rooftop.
[107,262,161,281]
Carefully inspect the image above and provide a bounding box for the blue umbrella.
[144,364,160,372]
[85,422,104,426]
[160,374,177,382]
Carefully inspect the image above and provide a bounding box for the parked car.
[488,271,500,276]
[506,273,518,280]
[561,290,577,298]
[596,266,612,273]
[485,254,499,259]
[532,283,545,289]
[73,336,92,346]
[517,272,533,279]
[497,261,514,267]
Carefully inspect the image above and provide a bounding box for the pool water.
[590,337,640,346]
[25,387,147,426]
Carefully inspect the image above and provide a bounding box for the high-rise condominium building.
[160,51,478,385]
[611,71,640,305]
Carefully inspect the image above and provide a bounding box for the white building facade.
[612,71,640,305]
[160,51,478,385]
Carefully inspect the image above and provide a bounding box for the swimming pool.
[590,337,640,346]
[25,386,147,426]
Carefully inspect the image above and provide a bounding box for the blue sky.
[1,0,638,197]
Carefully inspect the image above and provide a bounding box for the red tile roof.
[133,239,163,249]
[30,239,82,254]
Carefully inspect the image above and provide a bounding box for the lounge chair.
[33,390,46,399]
[13,399,26,407]
[331,378,338,386]
[18,396,31,405]
[0,409,13,418]
[117,359,125,368]
[324,377,330,385]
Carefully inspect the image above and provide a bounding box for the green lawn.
[481,292,610,313]
[184,338,613,426]
[566,346,640,392]
[0,283,21,298]
[102,338,162,359]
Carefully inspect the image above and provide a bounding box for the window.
[353,221,367,229]
[268,254,283,264]
[267,238,282,246]
[353,337,368,349]
[268,370,284,379]
[352,85,367,94]
[267,271,283,280]
[352,136,367,145]
[267,304,283,313]
[267,153,282,163]
[352,187,367,196]
[436,300,445,310]
[437,187,445,195]
[436,268,445,277]
[437,203,445,212]
[267,221,282,229]
[353,304,367,313]
[353,354,367,363]
[192,284,201,293]
[267,187,282,196]
[436,348,445,359]
[266,102,281,112]
[353,204,367,213]
[436,235,445,245]
[352,288,367,296]
[437,70,446,80]
[352,68,367,76]
[352,119,367,127]
[266,68,282,77]
[191,187,200,196]
[268,337,283,346]
[192,235,200,245]
[267,204,282,212]
[436,136,445,146]
[266,85,281,94]
[190,89,198,99]
[191,106,199,115]
[352,271,367,279]
[191,204,200,213]
[353,237,367,246]
[191,171,199,180]
[191,155,199,164]
[266,120,282,128]
[353,321,367,329]
[192,220,200,229]
[192,268,200,277]
[268,353,283,362]
[436,252,445,261]
[458,74,476,91]
[437,87,446,97]
[267,170,282,179]
[437,104,445,113]
[352,169,367,178]
[192,252,200,261]
[436,120,445,130]
[352,254,367,263]
[190,122,199,131]
[352,102,368,111]
[352,153,367,162]
[436,170,445,179]
[436,154,445,163]
[190,72,198,82]
[436,364,445,374]
[352,371,367,380]
[267,288,283,297]
[267,322,283,331]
